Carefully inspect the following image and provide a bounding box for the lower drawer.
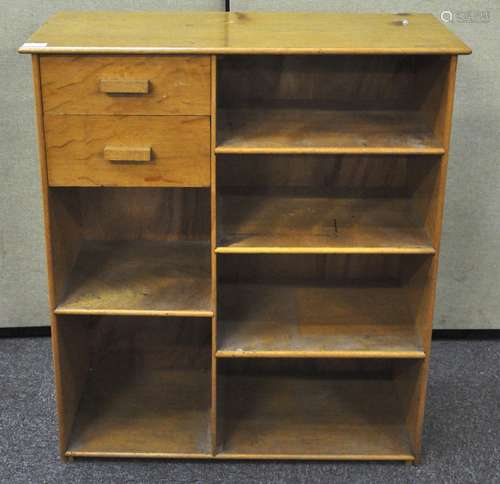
[44,115,210,187]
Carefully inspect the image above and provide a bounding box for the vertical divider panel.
[210,54,218,455]
[409,55,458,462]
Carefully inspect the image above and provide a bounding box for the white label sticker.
[21,42,48,48]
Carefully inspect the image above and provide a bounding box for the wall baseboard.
[0,327,499,339]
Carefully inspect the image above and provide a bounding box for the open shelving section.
[60,316,212,458]
[47,186,214,458]
[50,187,212,317]
[26,11,470,463]
[212,50,459,462]
[216,190,435,254]
[216,108,445,155]
[215,55,451,156]
[218,358,419,460]
[217,281,425,359]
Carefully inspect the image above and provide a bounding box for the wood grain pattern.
[41,55,210,115]
[218,283,424,358]
[45,115,210,187]
[55,240,212,317]
[218,154,409,192]
[19,12,471,54]
[216,109,444,154]
[218,55,421,111]
[76,187,210,242]
[66,317,212,457]
[217,192,434,254]
[220,372,413,459]
[219,253,402,284]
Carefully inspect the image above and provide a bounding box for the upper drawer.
[40,55,211,115]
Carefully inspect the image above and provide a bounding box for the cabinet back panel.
[218,154,408,197]
[51,188,210,242]
[88,316,211,371]
[219,254,402,284]
[218,55,448,112]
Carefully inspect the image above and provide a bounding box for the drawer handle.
[104,145,152,162]
[100,79,150,95]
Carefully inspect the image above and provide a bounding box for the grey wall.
[1,1,498,328]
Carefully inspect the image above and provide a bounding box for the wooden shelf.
[66,317,212,457]
[55,240,212,317]
[67,369,211,458]
[220,374,414,460]
[217,192,435,254]
[216,109,444,154]
[218,283,424,358]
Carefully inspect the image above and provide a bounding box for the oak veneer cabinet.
[20,11,471,462]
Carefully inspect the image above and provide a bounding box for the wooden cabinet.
[20,11,470,462]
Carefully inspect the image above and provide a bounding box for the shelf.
[216,109,444,154]
[55,240,212,317]
[218,283,424,358]
[220,374,414,460]
[217,193,434,254]
[67,369,211,458]
[66,317,211,458]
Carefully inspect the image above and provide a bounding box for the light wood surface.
[55,240,212,317]
[218,283,424,358]
[19,12,471,54]
[103,145,151,162]
[32,55,75,458]
[217,109,444,154]
[218,191,434,254]
[41,55,210,115]
[45,115,210,187]
[66,317,212,457]
[220,372,413,459]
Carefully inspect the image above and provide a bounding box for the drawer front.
[45,115,210,187]
[40,55,210,115]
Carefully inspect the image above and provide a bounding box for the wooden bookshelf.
[218,283,424,358]
[217,192,435,254]
[60,317,212,458]
[55,240,212,317]
[219,360,418,460]
[21,11,470,463]
[216,109,445,155]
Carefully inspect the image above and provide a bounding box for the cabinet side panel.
[405,55,458,461]
[32,55,75,456]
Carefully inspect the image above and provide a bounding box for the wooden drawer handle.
[100,79,150,95]
[104,145,152,162]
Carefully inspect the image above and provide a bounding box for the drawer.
[44,115,210,187]
[40,55,210,115]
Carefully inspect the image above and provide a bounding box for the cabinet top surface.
[19,11,471,55]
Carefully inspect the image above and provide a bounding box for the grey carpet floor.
[0,336,499,484]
